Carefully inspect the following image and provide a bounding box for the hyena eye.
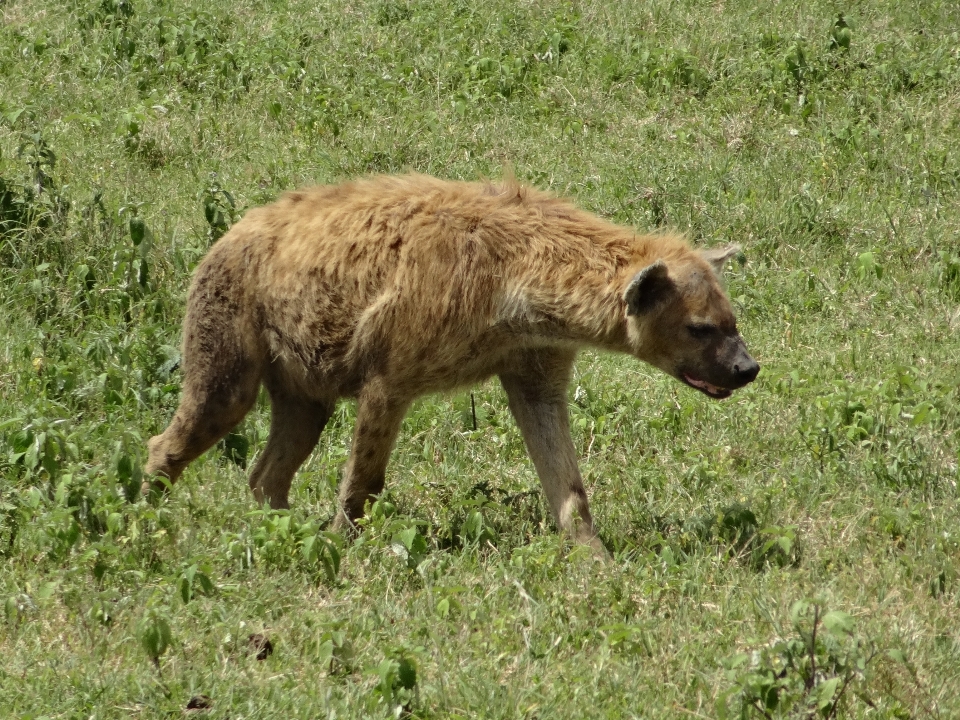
[687,324,716,339]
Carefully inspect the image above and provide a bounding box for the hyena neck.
[505,267,634,354]
[502,217,687,355]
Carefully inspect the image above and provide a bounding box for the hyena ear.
[624,260,673,316]
[701,244,741,274]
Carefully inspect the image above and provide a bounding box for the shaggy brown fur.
[145,174,758,552]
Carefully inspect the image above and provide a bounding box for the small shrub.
[203,177,239,243]
[224,509,342,582]
[373,649,419,714]
[935,250,960,299]
[137,604,173,669]
[719,601,882,719]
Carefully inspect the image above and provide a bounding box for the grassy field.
[2,0,960,717]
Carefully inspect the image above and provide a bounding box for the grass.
[1,0,960,717]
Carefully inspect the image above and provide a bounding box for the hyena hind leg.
[144,314,263,496]
[332,380,411,533]
[248,386,335,510]
[144,370,262,496]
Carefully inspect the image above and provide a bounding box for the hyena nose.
[733,357,760,384]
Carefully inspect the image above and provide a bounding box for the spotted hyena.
[145,174,759,552]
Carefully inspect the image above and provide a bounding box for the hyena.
[145,174,759,552]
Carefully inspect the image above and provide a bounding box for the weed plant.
[1,0,959,717]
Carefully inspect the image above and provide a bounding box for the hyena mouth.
[682,373,733,400]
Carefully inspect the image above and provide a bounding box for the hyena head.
[623,245,759,399]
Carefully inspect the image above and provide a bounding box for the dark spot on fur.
[287,192,304,204]
[389,236,403,251]
[311,342,329,365]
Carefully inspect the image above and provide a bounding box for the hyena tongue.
[683,373,731,399]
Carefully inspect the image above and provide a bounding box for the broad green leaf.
[817,677,841,709]
[822,610,855,635]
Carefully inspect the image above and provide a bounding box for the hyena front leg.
[500,348,606,556]
[332,379,411,533]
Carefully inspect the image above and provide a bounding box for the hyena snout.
[681,339,759,399]
[731,351,760,386]
[717,338,760,390]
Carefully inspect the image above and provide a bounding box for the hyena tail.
[144,243,265,494]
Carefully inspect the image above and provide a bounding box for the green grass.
[2,0,960,717]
